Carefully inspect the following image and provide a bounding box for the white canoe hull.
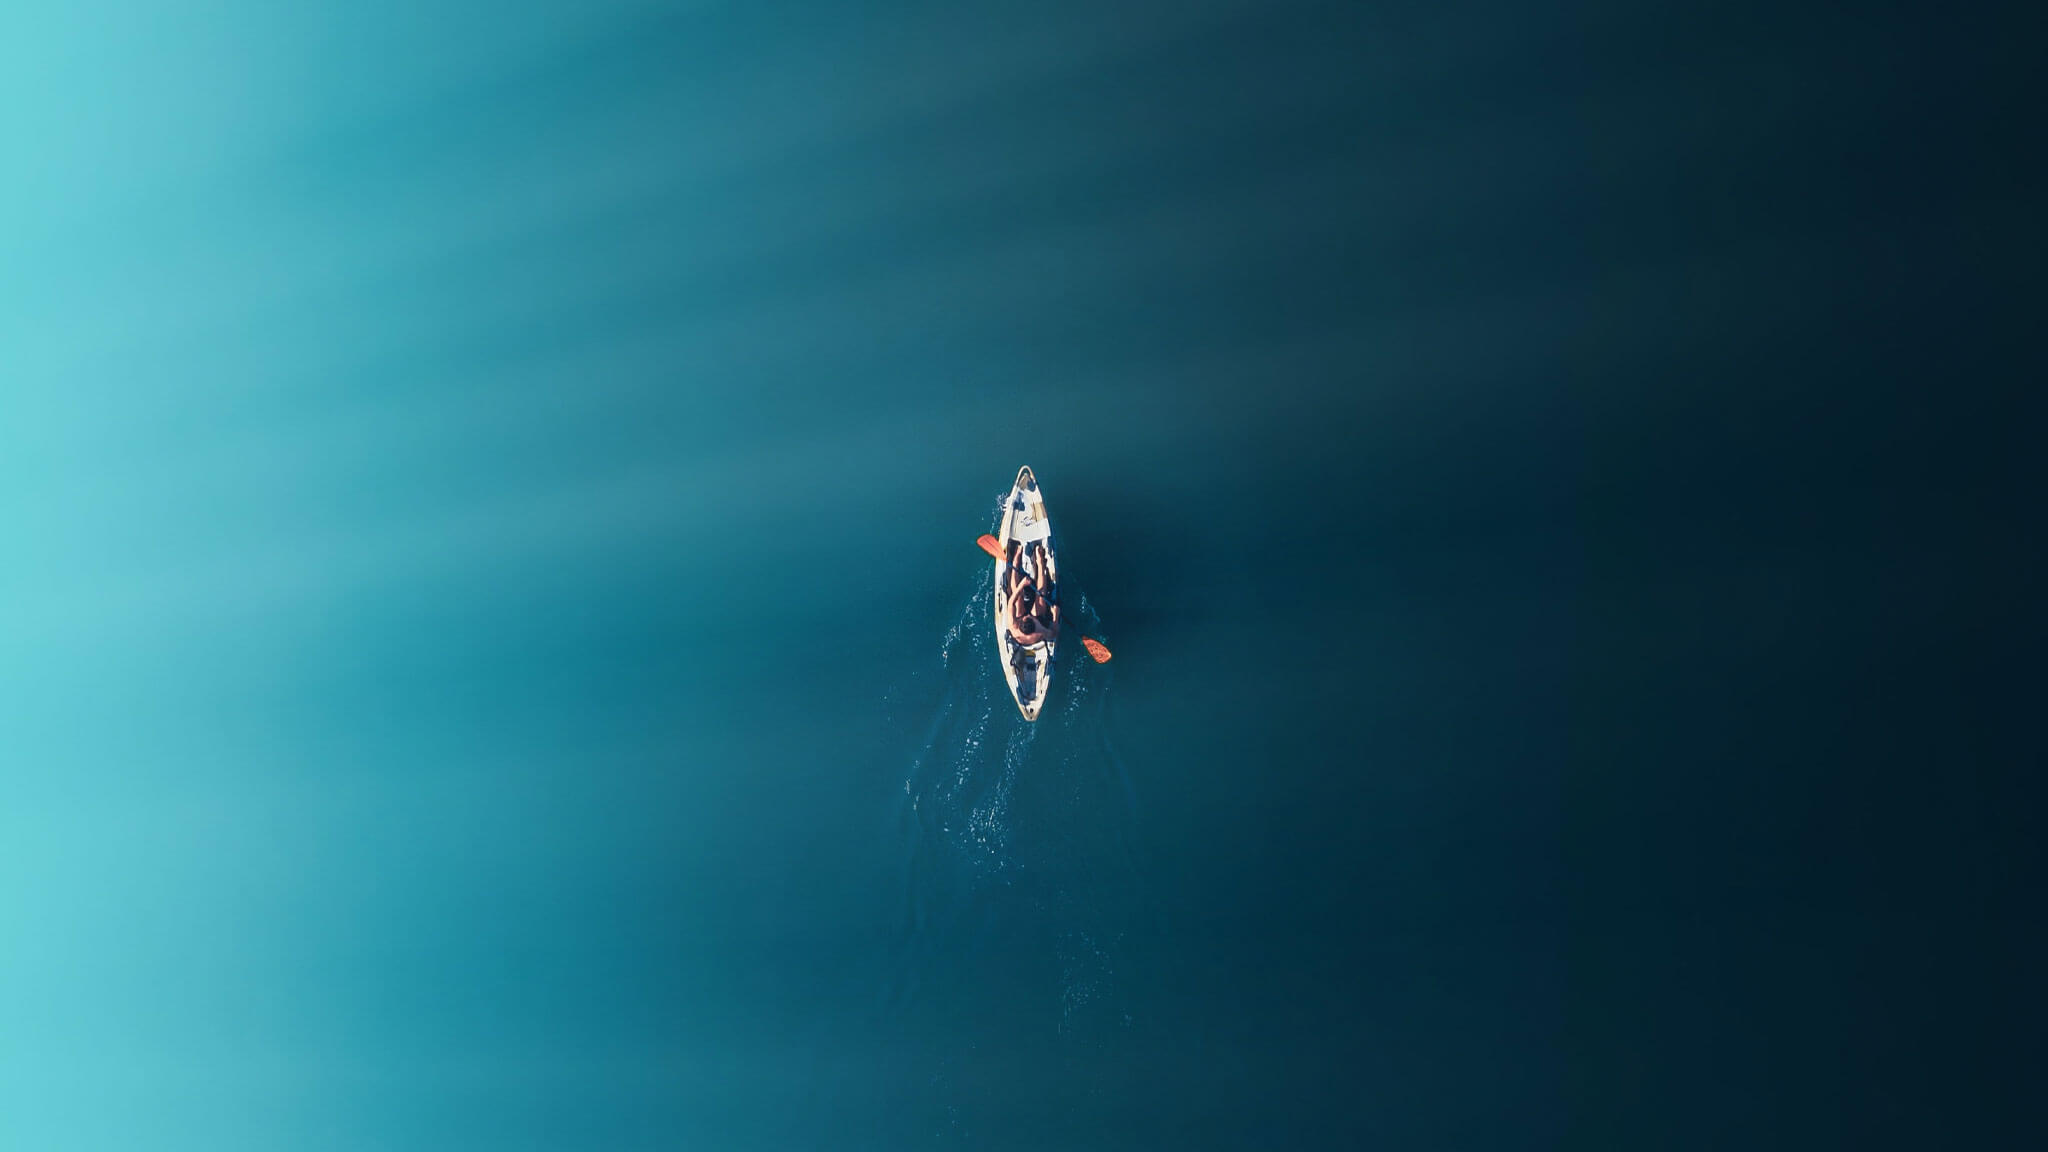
[994,465,1056,720]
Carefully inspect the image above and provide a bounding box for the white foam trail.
[892,508,1137,1034]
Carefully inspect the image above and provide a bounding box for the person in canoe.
[1004,541,1061,646]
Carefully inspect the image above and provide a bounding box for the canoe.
[994,465,1058,720]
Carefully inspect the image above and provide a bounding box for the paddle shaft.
[976,535,1111,663]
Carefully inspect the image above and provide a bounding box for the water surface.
[3,1,2036,1147]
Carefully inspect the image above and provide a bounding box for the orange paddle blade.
[1081,637,1112,663]
[976,534,1002,560]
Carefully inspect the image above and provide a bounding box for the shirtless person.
[1004,542,1061,646]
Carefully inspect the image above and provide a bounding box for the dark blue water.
[4,1,2038,1147]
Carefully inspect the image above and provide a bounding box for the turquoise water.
[4,1,2036,1147]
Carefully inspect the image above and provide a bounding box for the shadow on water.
[884,495,1150,1143]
